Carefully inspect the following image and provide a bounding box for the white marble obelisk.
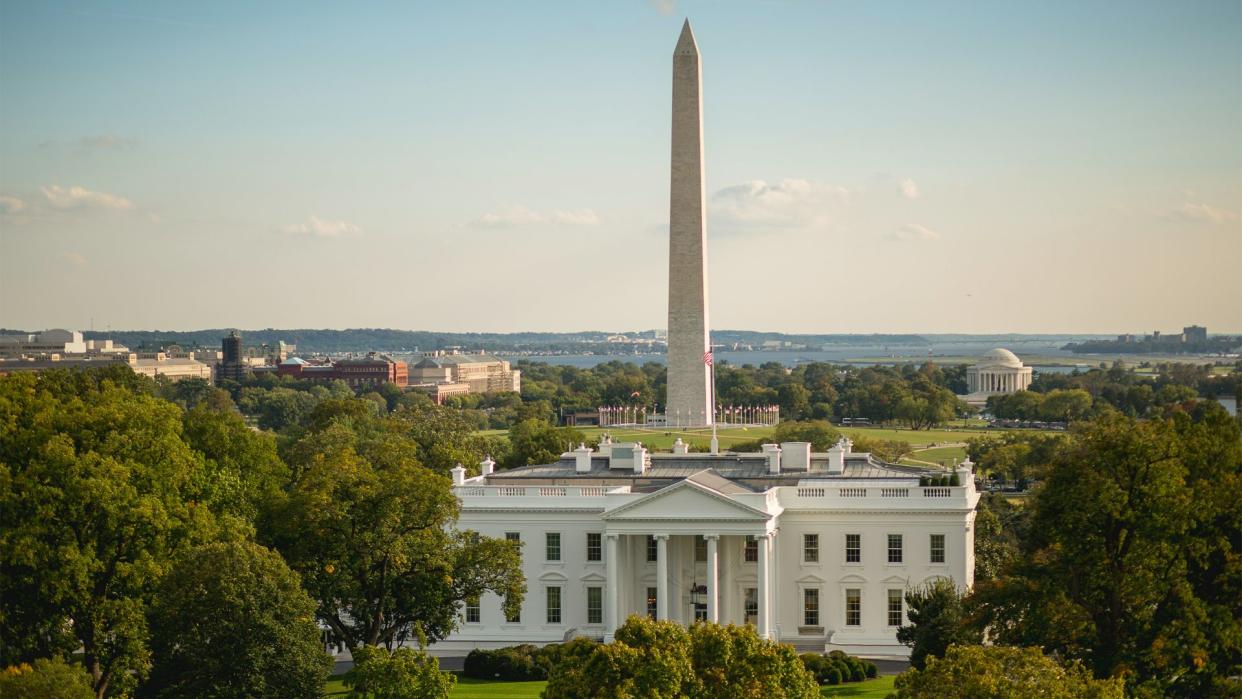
[666,19,712,427]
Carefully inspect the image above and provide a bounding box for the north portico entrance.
[599,470,782,640]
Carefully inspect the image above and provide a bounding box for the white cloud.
[63,252,89,268]
[470,206,600,228]
[552,209,601,226]
[899,178,920,199]
[281,215,362,237]
[648,0,677,16]
[1170,200,1240,225]
[0,195,25,214]
[888,223,941,242]
[710,178,849,231]
[41,185,134,211]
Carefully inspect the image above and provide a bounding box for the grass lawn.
[328,673,894,698]
[822,674,897,698]
[901,445,967,469]
[483,423,1050,455]
[326,674,547,698]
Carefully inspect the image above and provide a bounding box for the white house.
[439,437,979,657]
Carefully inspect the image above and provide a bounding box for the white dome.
[979,348,1022,368]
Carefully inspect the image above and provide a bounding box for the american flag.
[703,351,713,366]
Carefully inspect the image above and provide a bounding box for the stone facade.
[436,439,978,657]
[665,20,713,427]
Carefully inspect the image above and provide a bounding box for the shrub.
[544,618,818,699]
[345,646,455,699]
[865,661,878,679]
[0,658,94,699]
[799,651,877,685]
[949,472,962,486]
[919,475,930,487]
[462,645,548,681]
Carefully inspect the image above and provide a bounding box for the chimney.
[574,443,594,473]
[762,444,782,474]
[597,433,614,457]
[672,438,689,455]
[450,463,467,486]
[480,456,495,477]
[781,442,811,472]
[826,439,846,474]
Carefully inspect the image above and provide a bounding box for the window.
[803,588,820,626]
[803,533,819,563]
[888,534,903,564]
[587,586,603,624]
[465,596,480,623]
[646,536,658,562]
[505,532,520,542]
[546,587,562,624]
[930,534,945,564]
[646,587,658,619]
[845,589,861,626]
[845,534,861,563]
[695,536,707,562]
[744,536,758,562]
[888,589,904,627]
[744,588,758,625]
[546,532,561,562]
[587,533,602,562]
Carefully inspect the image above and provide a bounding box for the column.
[605,534,620,639]
[757,533,771,639]
[705,535,719,623]
[655,534,669,620]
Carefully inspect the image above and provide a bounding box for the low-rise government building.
[409,351,521,403]
[438,437,978,657]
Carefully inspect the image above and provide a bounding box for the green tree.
[892,645,1124,698]
[1038,388,1093,423]
[896,579,982,670]
[505,419,584,470]
[345,646,456,699]
[144,542,331,698]
[0,657,95,699]
[968,408,1242,696]
[543,617,818,699]
[267,419,524,654]
[772,420,841,450]
[0,372,215,698]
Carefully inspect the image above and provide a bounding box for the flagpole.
[709,343,719,455]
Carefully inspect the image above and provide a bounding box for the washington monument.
[665,19,713,427]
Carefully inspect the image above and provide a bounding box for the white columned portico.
[705,534,719,623]
[757,533,771,639]
[604,533,620,639]
[655,534,670,620]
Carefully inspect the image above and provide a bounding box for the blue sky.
[2,1,1239,333]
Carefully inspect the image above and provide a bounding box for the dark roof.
[488,452,933,483]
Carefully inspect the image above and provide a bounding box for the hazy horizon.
[2,2,1240,334]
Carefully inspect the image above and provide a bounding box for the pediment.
[796,573,827,584]
[580,572,607,583]
[838,573,868,584]
[539,571,568,582]
[602,480,769,522]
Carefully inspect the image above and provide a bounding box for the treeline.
[518,360,971,429]
[988,360,1239,422]
[1065,336,1239,355]
[0,366,524,697]
[900,404,1241,697]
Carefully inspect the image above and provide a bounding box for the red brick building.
[276,353,408,388]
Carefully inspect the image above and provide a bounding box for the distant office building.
[409,351,521,394]
[0,352,211,382]
[0,329,88,357]
[216,331,249,384]
[1183,325,1208,343]
[275,353,408,388]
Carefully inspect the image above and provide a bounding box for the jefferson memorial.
[960,348,1034,408]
